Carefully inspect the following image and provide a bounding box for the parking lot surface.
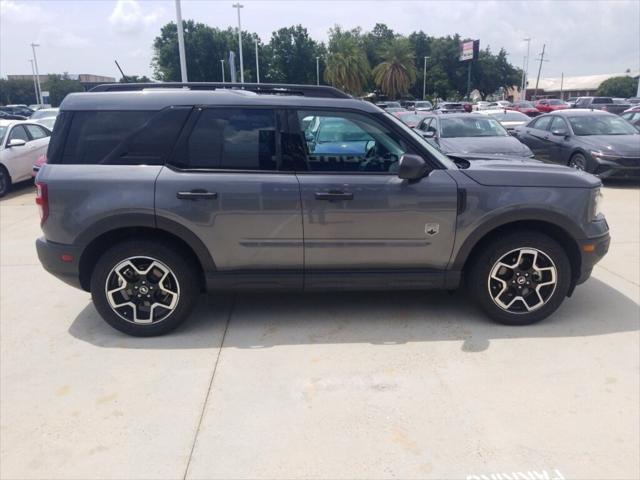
[1,181,639,480]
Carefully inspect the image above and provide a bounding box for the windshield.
[396,112,431,127]
[384,113,458,169]
[0,126,6,144]
[568,115,638,135]
[440,116,508,137]
[386,102,401,108]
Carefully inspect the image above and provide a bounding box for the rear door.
[155,107,303,289]
[287,108,458,287]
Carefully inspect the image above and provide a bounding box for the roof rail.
[89,82,351,99]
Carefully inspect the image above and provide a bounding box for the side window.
[25,124,49,140]
[549,116,568,132]
[532,116,552,131]
[8,125,29,142]
[182,108,277,170]
[575,98,589,107]
[60,108,189,165]
[296,110,409,173]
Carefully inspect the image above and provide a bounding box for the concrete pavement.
[1,180,638,479]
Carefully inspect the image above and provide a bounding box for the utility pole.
[232,3,244,83]
[30,43,43,105]
[29,59,39,105]
[255,39,260,83]
[533,43,547,101]
[520,56,526,101]
[466,61,472,100]
[560,72,564,99]
[316,57,320,85]
[174,0,188,82]
[521,37,531,101]
[422,56,428,100]
[221,59,225,83]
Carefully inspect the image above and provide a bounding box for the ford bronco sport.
[35,83,610,336]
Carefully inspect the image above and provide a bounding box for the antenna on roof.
[114,60,129,83]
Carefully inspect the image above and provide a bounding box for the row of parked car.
[0,105,59,196]
[391,106,639,180]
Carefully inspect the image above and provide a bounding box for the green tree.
[408,31,431,99]
[472,48,522,100]
[0,78,36,105]
[266,25,324,85]
[597,76,637,98]
[324,26,370,95]
[119,75,151,83]
[372,37,417,99]
[363,23,395,70]
[42,74,84,107]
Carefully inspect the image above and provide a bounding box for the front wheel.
[90,240,200,336]
[467,232,571,325]
[0,167,10,198]
[568,153,588,172]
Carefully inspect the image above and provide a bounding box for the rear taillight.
[35,182,48,225]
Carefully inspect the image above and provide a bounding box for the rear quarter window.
[50,107,191,165]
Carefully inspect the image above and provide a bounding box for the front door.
[155,107,303,289]
[521,115,553,161]
[287,109,458,287]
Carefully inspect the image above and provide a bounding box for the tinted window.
[549,116,568,132]
[531,116,553,130]
[575,98,590,107]
[296,110,409,173]
[8,125,29,142]
[25,124,49,139]
[182,108,277,170]
[60,108,189,165]
[567,115,638,135]
[592,97,612,104]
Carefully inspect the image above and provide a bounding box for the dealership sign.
[459,39,480,62]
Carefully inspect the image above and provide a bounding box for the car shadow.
[68,277,639,352]
[0,179,35,202]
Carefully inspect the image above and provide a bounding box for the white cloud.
[108,0,164,35]
[0,0,49,24]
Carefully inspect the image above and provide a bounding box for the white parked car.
[0,120,51,197]
[30,108,59,120]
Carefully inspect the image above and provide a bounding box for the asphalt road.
[1,180,638,480]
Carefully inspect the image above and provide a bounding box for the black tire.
[568,152,588,172]
[90,240,200,336]
[0,166,10,198]
[466,231,571,326]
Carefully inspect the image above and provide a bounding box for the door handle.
[315,191,354,201]
[176,189,218,200]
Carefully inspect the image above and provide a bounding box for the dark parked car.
[35,82,608,336]
[0,110,27,120]
[1,105,34,117]
[515,110,640,178]
[435,102,466,113]
[626,97,640,105]
[534,99,569,113]
[572,97,629,115]
[415,113,533,157]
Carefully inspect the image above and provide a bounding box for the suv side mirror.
[551,128,568,137]
[398,154,429,181]
[7,139,26,148]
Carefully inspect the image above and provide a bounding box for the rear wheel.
[0,167,10,198]
[90,240,200,336]
[467,231,571,325]
[568,153,588,172]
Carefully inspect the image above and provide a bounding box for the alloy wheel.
[104,256,180,324]
[487,248,558,314]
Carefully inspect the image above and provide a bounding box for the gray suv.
[35,83,610,336]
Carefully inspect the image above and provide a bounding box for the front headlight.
[590,187,604,221]
[590,150,619,161]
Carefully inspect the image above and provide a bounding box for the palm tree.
[324,27,370,95]
[372,38,417,99]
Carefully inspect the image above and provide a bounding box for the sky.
[1,0,639,82]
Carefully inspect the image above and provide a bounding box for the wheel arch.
[454,216,583,295]
[78,221,215,292]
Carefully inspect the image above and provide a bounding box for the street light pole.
[30,43,43,105]
[232,3,244,84]
[422,56,429,100]
[255,39,260,83]
[316,57,320,86]
[521,37,531,100]
[29,59,39,105]
[174,0,188,82]
[221,59,225,83]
